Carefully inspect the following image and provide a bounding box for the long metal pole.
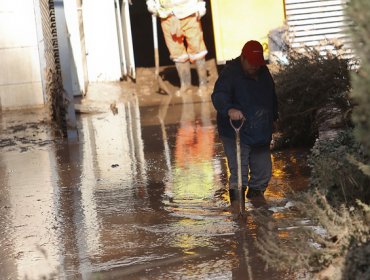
[236,129,244,214]
[152,14,160,77]
[151,14,171,95]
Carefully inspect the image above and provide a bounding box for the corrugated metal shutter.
[285,0,351,52]
[39,0,59,74]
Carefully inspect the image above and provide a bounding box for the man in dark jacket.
[211,40,278,206]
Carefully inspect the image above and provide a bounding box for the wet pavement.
[0,64,310,280]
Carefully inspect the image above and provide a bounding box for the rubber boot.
[247,188,267,209]
[195,58,207,98]
[175,61,191,96]
[229,188,246,214]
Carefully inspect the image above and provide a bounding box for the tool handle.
[229,118,245,132]
[152,14,159,77]
[230,118,245,215]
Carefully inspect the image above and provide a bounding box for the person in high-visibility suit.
[146,0,208,95]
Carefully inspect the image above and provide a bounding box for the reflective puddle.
[0,90,310,279]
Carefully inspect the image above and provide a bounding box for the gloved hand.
[146,0,158,16]
[197,1,206,18]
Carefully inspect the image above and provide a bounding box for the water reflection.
[54,142,86,279]
[166,93,217,203]
[269,149,310,200]
[0,90,309,279]
[0,114,60,279]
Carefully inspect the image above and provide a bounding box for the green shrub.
[342,240,370,280]
[342,1,370,278]
[347,0,370,157]
[273,46,353,147]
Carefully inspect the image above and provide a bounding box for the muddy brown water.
[0,72,310,280]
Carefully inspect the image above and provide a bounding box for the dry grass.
[254,191,369,278]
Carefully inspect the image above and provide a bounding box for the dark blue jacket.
[211,57,278,146]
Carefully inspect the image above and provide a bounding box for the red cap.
[241,40,265,66]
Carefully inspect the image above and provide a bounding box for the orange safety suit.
[146,0,208,62]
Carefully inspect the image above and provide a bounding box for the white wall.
[83,0,122,81]
[0,0,44,109]
[64,0,86,96]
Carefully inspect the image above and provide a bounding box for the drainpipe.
[54,0,78,140]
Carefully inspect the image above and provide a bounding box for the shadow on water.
[0,86,310,279]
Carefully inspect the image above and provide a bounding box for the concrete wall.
[0,0,44,110]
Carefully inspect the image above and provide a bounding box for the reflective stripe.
[173,54,189,62]
[188,50,208,61]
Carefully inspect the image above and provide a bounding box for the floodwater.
[0,69,310,280]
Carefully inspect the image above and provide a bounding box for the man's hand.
[228,108,244,120]
[146,0,158,16]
